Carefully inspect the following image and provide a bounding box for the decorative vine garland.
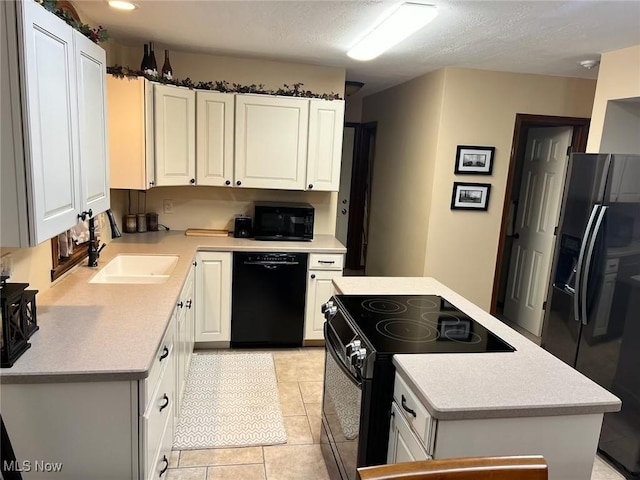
[38,0,108,44]
[107,65,343,101]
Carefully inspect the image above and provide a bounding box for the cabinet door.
[195,252,232,342]
[20,0,81,243]
[107,76,155,190]
[154,84,195,186]
[306,99,345,191]
[235,95,308,190]
[304,270,341,340]
[387,401,430,464]
[75,32,109,216]
[196,91,234,186]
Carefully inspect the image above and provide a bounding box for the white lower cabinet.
[175,264,195,420]
[389,371,606,480]
[387,401,430,464]
[304,253,344,341]
[195,252,232,343]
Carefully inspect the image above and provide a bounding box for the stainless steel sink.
[89,254,179,284]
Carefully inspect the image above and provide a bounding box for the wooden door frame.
[490,114,590,314]
[346,121,377,269]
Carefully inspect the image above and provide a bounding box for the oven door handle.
[324,323,362,388]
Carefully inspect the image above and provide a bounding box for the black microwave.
[253,202,314,241]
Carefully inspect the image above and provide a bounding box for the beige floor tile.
[274,359,300,383]
[264,444,330,480]
[591,456,626,480]
[180,447,264,467]
[283,416,314,445]
[277,382,306,416]
[169,450,181,468]
[296,363,325,382]
[206,463,266,480]
[166,467,207,480]
[304,402,323,417]
[307,414,323,444]
[298,382,324,404]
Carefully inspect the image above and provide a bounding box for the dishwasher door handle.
[243,261,300,266]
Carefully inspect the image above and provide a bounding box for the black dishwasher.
[231,252,308,347]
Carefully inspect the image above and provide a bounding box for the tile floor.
[166,347,627,480]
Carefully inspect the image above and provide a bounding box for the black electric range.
[334,294,515,356]
[320,294,515,480]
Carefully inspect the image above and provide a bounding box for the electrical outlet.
[0,253,13,280]
[163,199,174,214]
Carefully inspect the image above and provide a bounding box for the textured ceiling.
[75,0,640,96]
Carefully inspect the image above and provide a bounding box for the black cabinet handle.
[401,395,416,418]
[225,180,231,185]
[308,184,313,189]
[341,209,347,215]
[318,260,335,264]
[177,301,184,308]
[311,274,316,279]
[159,394,169,412]
[189,178,195,184]
[149,180,155,186]
[186,299,192,309]
[159,455,169,477]
[193,261,198,267]
[236,180,242,186]
[159,346,169,361]
[78,209,93,221]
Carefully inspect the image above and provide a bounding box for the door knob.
[225,180,231,185]
[513,233,520,239]
[342,209,347,215]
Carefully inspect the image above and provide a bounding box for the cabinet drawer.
[309,253,344,270]
[146,400,174,480]
[142,355,175,479]
[144,320,176,407]
[393,373,433,451]
[388,401,430,464]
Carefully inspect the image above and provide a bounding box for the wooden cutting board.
[185,228,229,237]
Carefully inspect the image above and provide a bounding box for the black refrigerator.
[542,153,640,479]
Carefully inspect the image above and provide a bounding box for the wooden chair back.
[356,455,548,480]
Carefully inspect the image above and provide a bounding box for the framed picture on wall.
[451,182,491,211]
[454,145,495,175]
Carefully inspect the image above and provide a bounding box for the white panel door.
[154,84,195,186]
[306,99,345,191]
[20,0,81,244]
[195,252,232,342]
[235,94,308,190]
[504,127,572,336]
[196,91,234,186]
[335,127,355,246]
[75,32,109,216]
[304,270,341,340]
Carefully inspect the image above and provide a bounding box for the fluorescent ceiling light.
[108,1,137,10]
[347,3,438,61]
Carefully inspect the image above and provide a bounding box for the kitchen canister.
[146,212,159,231]
[124,214,137,234]
[136,213,147,233]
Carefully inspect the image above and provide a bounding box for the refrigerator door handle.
[574,204,601,323]
[580,206,608,326]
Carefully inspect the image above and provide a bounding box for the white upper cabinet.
[154,84,196,186]
[306,99,345,191]
[75,31,110,216]
[235,94,309,190]
[19,0,81,243]
[107,76,155,190]
[196,91,234,186]
[1,0,109,246]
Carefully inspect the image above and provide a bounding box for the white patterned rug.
[173,352,287,450]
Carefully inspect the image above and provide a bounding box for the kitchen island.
[333,276,621,480]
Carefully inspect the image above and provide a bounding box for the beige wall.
[110,187,337,235]
[587,45,640,152]
[362,70,446,277]
[363,67,596,309]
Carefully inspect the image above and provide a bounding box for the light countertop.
[333,276,621,420]
[0,232,345,384]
